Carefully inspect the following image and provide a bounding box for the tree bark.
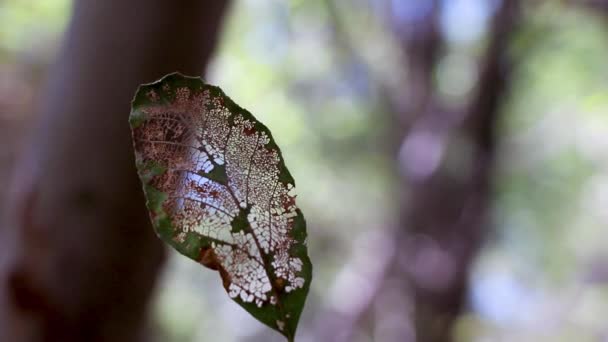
[0,1,229,341]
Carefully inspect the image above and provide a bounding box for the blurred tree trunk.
[0,1,229,341]
[391,1,521,341]
[313,2,522,341]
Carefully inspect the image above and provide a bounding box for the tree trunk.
[0,1,229,341]
[395,1,521,341]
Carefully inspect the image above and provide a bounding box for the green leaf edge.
[129,72,312,341]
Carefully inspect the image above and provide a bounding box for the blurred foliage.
[0,0,69,60]
[470,2,608,341]
[1,0,608,341]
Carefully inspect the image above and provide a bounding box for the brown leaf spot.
[146,90,159,102]
[243,125,255,136]
[199,247,220,271]
[274,277,286,292]
[219,267,232,290]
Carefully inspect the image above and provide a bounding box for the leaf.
[129,73,312,341]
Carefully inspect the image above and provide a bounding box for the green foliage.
[130,73,312,341]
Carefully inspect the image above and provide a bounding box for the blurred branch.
[311,1,443,341]
[398,2,522,341]
[318,0,523,341]
[316,1,447,341]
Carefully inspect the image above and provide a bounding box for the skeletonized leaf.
[129,73,312,341]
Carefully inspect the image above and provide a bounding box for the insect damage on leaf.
[129,73,312,341]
